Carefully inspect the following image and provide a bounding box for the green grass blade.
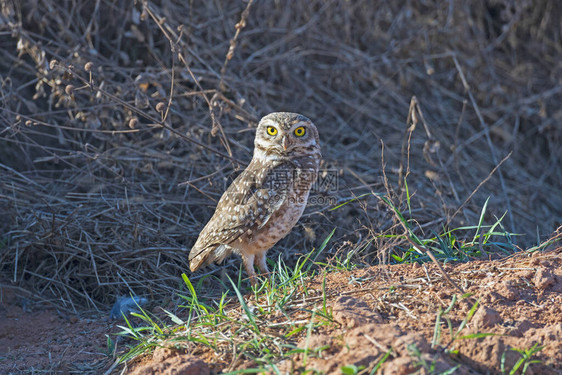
[369,349,392,375]
[472,197,490,244]
[432,308,442,348]
[225,274,259,333]
[329,193,371,211]
[454,299,479,338]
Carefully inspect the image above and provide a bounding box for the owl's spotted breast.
[188,112,321,285]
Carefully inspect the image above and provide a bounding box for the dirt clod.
[130,354,209,375]
[472,305,502,329]
[152,346,188,362]
[534,268,555,289]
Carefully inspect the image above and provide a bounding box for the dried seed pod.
[84,62,93,72]
[156,102,165,112]
[65,85,75,95]
[128,117,138,129]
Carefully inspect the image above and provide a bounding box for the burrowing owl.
[189,112,321,284]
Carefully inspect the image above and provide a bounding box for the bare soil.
[0,287,111,373]
[2,246,560,374]
[288,248,562,375]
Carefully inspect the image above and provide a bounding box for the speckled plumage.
[189,112,322,284]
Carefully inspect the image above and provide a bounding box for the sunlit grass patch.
[114,230,337,371]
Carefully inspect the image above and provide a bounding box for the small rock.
[534,268,555,290]
[472,306,502,329]
[69,316,79,324]
[499,281,518,301]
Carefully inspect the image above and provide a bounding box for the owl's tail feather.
[189,244,230,272]
[188,245,208,272]
[189,255,205,272]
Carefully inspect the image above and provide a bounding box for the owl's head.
[254,112,320,159]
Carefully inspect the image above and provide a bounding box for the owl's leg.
[255,252,270,278]
[242,253,258,285]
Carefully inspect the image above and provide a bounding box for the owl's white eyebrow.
[261,119,278,127]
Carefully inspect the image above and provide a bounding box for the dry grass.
[0,0,561,312]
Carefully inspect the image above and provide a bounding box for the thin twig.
[447,151,512,225]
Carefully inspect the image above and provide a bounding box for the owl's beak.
[282,136,289,151]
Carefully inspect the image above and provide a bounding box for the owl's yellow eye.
[294,126,306,137]
[266,126,278,136]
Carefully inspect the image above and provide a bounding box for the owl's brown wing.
[188,159,294,271]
